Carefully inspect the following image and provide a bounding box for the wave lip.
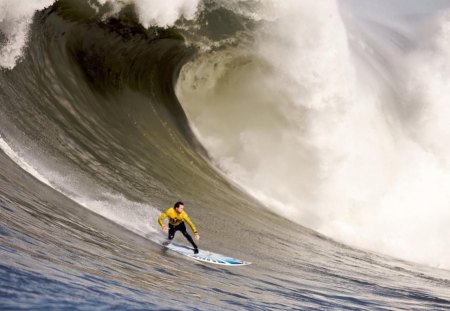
[0,0,56,68]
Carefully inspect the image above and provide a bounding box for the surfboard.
[164,242,251,266]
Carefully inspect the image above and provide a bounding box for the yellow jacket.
[158,207,198,234]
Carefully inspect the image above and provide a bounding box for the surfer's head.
[174,201,184,213]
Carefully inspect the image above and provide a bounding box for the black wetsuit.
[169,222,198,250]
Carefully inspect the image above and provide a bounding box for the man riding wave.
[158,201,200,254]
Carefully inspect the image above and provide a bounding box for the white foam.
[97,0,201,27]
[0,0,55,69]
[177,0,450,269]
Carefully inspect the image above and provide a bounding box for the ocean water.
[1,0,450,309]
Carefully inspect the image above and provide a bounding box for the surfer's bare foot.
[194,248,199,254]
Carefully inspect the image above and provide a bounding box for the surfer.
[158,201,200,254]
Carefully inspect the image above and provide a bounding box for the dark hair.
[174,201,184,208]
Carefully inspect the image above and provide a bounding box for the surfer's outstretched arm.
[158,211,169,232]
[184,213,200,240]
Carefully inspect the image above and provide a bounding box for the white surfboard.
[164,242,251,266]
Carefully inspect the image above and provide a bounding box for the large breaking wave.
[1,0,450,271]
